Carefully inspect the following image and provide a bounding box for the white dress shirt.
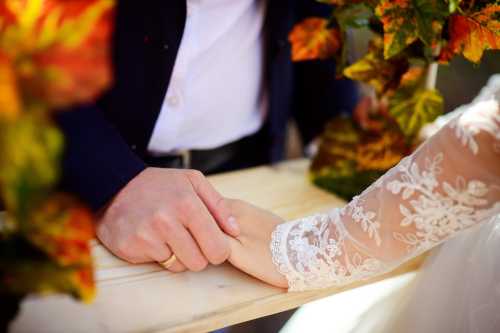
[147,0,267,154]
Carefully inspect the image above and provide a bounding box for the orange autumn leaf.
[1,193,96,301]
[72,266,95,302]
[27,194,94,267]
[0,53,21,120]
[356,130,408,171]
[440,5,500,63]
[0,0,114,109]
[289,17,342,61]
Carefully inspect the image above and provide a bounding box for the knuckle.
[134,226,151,243]
[151,211,168,230]
[176,195,197,214]
[161,216,178,234]
[184,216,200,230]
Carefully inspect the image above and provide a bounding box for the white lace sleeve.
[271,96,500,292]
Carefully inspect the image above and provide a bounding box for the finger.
[166,258,187,273]
[160,217,208,272]
[183,196,231,265]
[187,171,240,237]
[142,239,173,263]
[148,241,187,273]
[140,216,188,272]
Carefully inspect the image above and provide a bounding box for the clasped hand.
[97,167,287,288]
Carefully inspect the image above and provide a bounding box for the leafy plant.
[0,0,114,329]
[289,0,499,199]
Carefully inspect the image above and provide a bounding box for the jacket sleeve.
[55,104,146,211]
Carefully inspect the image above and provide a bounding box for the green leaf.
[447,0,461,13]
[375,0,448,59]
[389,88,444,137]
[0,114,63,222]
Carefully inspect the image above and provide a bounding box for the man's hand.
[224,199,288,289]
[97,168,240,272]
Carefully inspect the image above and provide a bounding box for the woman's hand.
[225,199,289,289]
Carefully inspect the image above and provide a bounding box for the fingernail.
[228,216,239,233]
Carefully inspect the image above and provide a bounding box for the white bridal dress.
[271,76,500,333]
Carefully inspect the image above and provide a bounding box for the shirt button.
[167,94,180,107]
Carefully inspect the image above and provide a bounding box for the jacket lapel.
[263,0,296,161]
[143,1,187,148]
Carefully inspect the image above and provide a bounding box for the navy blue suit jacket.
[56,0,358,211]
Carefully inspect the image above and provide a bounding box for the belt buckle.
[178,150,191,169]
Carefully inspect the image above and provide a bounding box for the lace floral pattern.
[450,100,500,155]
[388,153,499,253]
[271,212,386,291]
[271,94,500,292]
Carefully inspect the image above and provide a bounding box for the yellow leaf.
[389,89,444,137]
[0,113,63,214]
[343,37,408,95]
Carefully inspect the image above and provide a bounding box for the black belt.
[144,134,251,174]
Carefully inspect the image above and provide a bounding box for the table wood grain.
[10,159,425,333]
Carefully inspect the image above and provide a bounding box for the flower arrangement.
[0,0,114,329]
[289,0,500,200]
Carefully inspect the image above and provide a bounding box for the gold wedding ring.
[159,254,177,269]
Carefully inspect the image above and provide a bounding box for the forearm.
[273,98,500,291]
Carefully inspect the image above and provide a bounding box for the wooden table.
[11,159,424,333]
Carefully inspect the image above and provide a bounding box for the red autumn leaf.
[440,5,500,63]
[289,17,342,61]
